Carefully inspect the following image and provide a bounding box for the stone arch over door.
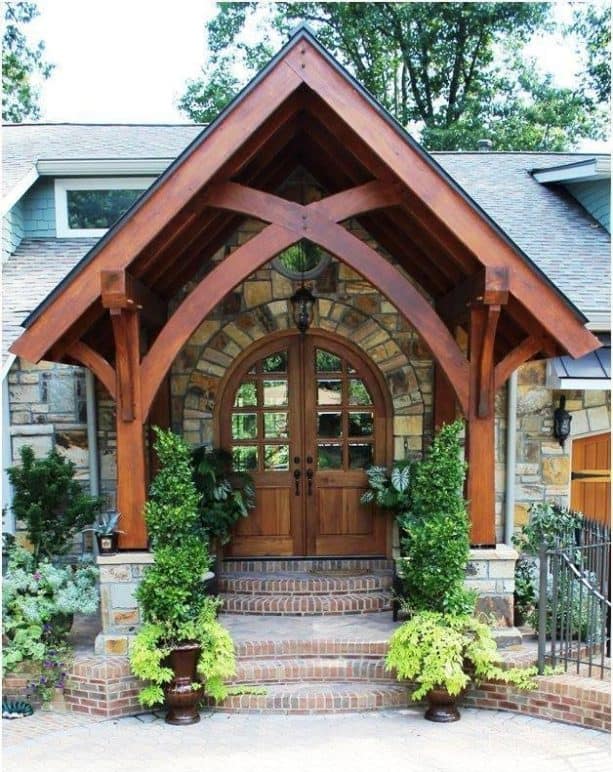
[214,328,393,557]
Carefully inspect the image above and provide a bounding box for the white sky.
[25,0,609,152]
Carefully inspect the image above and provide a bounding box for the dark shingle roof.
[2,125,610,365]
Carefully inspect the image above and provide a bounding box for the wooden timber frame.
[10,27,600,550]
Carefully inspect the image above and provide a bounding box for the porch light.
[553,395,572,448]
[290,239,315,334]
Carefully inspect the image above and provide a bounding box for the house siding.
[22,178,56,237]
[2,201,24,261]
[565,179,610,233]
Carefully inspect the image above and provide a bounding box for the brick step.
[221,558,394,574]
[234,639,389,659]
[231,656,395,684]
[220,591,392,615]
[212,681,408,714]
[219,571,393,595]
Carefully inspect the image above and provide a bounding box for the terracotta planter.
[164,643,204,725]
[96,532,118,555]
[424,686,461,723]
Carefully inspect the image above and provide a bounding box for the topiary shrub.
[130,427,235,708]
[396,420,475,615]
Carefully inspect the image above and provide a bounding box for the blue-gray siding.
[22,178,56,237]
[2,201,24,261]
[565,179,610,233]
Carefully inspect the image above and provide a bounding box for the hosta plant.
[386,611,538,701]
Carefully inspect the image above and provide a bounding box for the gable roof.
[5,27,602,377]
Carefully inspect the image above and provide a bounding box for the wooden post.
[466,305,497,546]
[433,364,457,432]
[110,308,148,549]
[148,377,171,481]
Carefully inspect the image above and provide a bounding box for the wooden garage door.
[571,433,611,525]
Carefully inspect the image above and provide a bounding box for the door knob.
[306,456,313,464]
[294,456,300,464]
[293,468,301,496]
[306,468,314,495]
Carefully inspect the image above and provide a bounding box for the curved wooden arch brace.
[66,341,116,399]
[141,183,470,417]
[494,334,547,391]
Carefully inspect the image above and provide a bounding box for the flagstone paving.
[2,708,610,772]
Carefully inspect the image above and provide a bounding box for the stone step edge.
[208,682,409,714]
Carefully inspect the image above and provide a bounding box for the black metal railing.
[537,519,611,679]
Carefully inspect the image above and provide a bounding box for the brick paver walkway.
[2,707,610,772]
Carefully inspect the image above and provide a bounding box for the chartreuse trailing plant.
[130,427,236,707]
[386,611,538,701]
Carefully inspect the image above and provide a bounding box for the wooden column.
[433,364,458,432]
[148,377,171,481]
[110,307,148,549]
[466,304,499,546]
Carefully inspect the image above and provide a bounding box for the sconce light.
[290,240,315,334]
[553,395,572,448]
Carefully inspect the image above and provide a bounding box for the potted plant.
[87,510,123,555]
[385,610,537,722]
[129,428,236,725]
[191,445,255,580]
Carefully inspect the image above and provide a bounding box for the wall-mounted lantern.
[553,395,572,448]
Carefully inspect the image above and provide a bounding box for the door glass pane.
[233,446,258,471]
[263,379,288,406]
[348,412,374,437]
[316,349,342,372]
[317,379,342,405]
[348,378,372,405]
[317,443,342,469]
[348,443,373,469]
[264,445,289,471]
[262,352,288,373]
[232,413,257,439]
[317,412,342,438]
[234,382,257,407]
[264,412,289,438]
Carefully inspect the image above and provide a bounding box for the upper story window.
[54,178,154,237]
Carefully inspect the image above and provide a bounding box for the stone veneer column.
[95,552,153,655]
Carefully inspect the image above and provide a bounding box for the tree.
[3,1,53,122]
[569,2,611,105]
[179,2,606,151]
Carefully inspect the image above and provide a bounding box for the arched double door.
[219,331,391,557]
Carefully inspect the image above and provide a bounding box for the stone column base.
[466,544,517,627]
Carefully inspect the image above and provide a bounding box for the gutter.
[504,371,518,546]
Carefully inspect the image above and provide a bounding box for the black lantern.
[553,395,572,448]
[290,240,315,334]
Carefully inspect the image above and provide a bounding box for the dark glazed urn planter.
[164,643,204,725]
[96,532,118,555]
[424,687,461,723]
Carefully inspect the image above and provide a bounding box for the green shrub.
[7,446,103,562]
[397,421,475,615]
[131,428,235,706]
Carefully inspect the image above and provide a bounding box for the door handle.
[306,468,313,496]
[293,469,301,496]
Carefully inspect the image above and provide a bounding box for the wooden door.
[571,433,611,526]
[220,332,389,557]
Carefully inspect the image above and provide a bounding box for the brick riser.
[235,640,389,658]
[220,591,392,615]
[232,657,396,684]
[208,682,409,714]
[219,572,393,595]
[222,558,393,573]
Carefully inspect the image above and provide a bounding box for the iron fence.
[537,519,611,679]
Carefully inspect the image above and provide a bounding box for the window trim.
[54,177,155,237]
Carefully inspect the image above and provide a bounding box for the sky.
[24,0,609,152]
